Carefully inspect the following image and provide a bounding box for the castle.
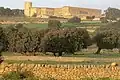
[24,2,101,20]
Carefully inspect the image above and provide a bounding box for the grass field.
[2,49,120,58]
[4,60,111,65]
[0,21,104,29]
[2,50,120,65]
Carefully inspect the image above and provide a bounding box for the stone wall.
[68,6,101,18]
[24,1,101,19]
[0,63,120,79]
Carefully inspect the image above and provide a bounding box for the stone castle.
[24,2,101,19]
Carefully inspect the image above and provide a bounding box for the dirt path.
[3,56,120,62]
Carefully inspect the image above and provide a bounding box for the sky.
[0,0,120,11]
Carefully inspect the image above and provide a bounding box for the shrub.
[4,25,28,53]
[48,20,61,28]
[100,17,108,23]
[86,16,95,21]
[40,27,91,56]
[1,71,38,80]
[0,27,7,53]
[3,24,54,55]
[14,23,23,29]
[68,16,81,23]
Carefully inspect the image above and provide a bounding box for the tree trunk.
[0,53,3,64]
[118,49,120,53]
[95,48,101,54]
[53,53,56,56]
[58,52,62,57]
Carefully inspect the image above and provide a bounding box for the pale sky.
[0,0,120,11]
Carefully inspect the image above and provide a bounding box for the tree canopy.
[105,7,120,20]
[0,7,24,17]
[94,20,120,54]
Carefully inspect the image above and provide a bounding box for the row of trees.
[0,7,24,17]
[0,19,120,55]
[47,19,120,54]
[0,23,92,56]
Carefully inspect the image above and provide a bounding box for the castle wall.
[54,8,62,17]
[36,8,41,17]
[61,6,72,18]
[45,8,54,16]
[39,8,54,18]
[69,7,101,19]
[30,8,37,17]
[24,2,101,19]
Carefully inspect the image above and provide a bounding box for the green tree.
[48,20,61,28]
[94,20,120,54]
[100,17,108,23]
[40,28,91,56]
[86,16,95,21]
[0,7,24,17]
[68,16,81,23]
[105,7,120,20]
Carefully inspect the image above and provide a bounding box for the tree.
[86,16,95,21]
[11,9,24,17]
[93,20,120,54]
[0,27,6,53]
[105,7,120,20]
[100,17,108,23]
[0,7,24,17]
[68,16,81,23]
[3,25,52,56]
[48,20,61,28]
[0,7,5,16]
[40,28,91,56]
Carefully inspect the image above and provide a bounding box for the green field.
[0,20,104,29]
[4,60,112,65]
[23,23,102,29]
[2,50,120,58]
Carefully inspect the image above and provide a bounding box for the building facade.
[24,2,101,19]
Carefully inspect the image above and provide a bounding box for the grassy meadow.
[0,20,103,29]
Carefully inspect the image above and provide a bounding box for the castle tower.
[24,2,32,17]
